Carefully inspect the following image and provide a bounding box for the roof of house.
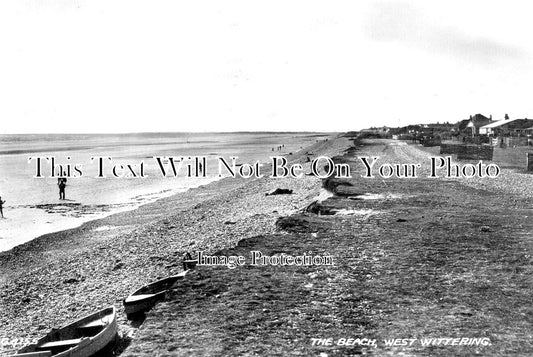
[480,118,533,129]
[480,119,515,129]
[457,114,492,130]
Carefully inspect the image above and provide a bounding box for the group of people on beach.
[272,144,285,151]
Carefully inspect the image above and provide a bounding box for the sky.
[1,0,532,133]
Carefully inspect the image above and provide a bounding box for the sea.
[0,132,328,252]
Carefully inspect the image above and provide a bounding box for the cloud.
[363,1,529,67]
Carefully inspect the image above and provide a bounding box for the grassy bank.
[123,138,533,356]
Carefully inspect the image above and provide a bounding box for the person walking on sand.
[0,196,5,218]
[58,178,67,200]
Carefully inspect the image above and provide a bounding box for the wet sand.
[0,132,324,252]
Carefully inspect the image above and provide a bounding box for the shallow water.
[0,132,327,251]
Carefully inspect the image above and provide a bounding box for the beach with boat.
[0,132,335,356]
[1,133,533,356]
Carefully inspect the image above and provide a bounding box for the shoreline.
[2,137,532,356]
[0,178,220,254]
[0,132,331,254]
[0,134,328,255]
[0,135,332,257]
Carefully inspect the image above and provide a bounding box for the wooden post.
[527,153,533,171]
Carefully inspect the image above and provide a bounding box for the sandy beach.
[1,135,532,356]
[4,2,533,356]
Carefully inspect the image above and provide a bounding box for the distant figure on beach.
[58,178,67,200]
[0,196,5,218]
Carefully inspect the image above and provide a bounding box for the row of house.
[464,114,533,137]
[456,114,533,146]
[373,114,533,146]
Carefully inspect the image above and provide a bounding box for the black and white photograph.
[0,1,532,356]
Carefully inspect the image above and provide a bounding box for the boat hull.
[15,306,117,357]
[123,271,188,317]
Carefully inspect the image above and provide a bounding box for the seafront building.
[383,113,533,147]
[478,118,533,136]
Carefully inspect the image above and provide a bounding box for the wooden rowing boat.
[123,271,188,317]
[14,306,117,357]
